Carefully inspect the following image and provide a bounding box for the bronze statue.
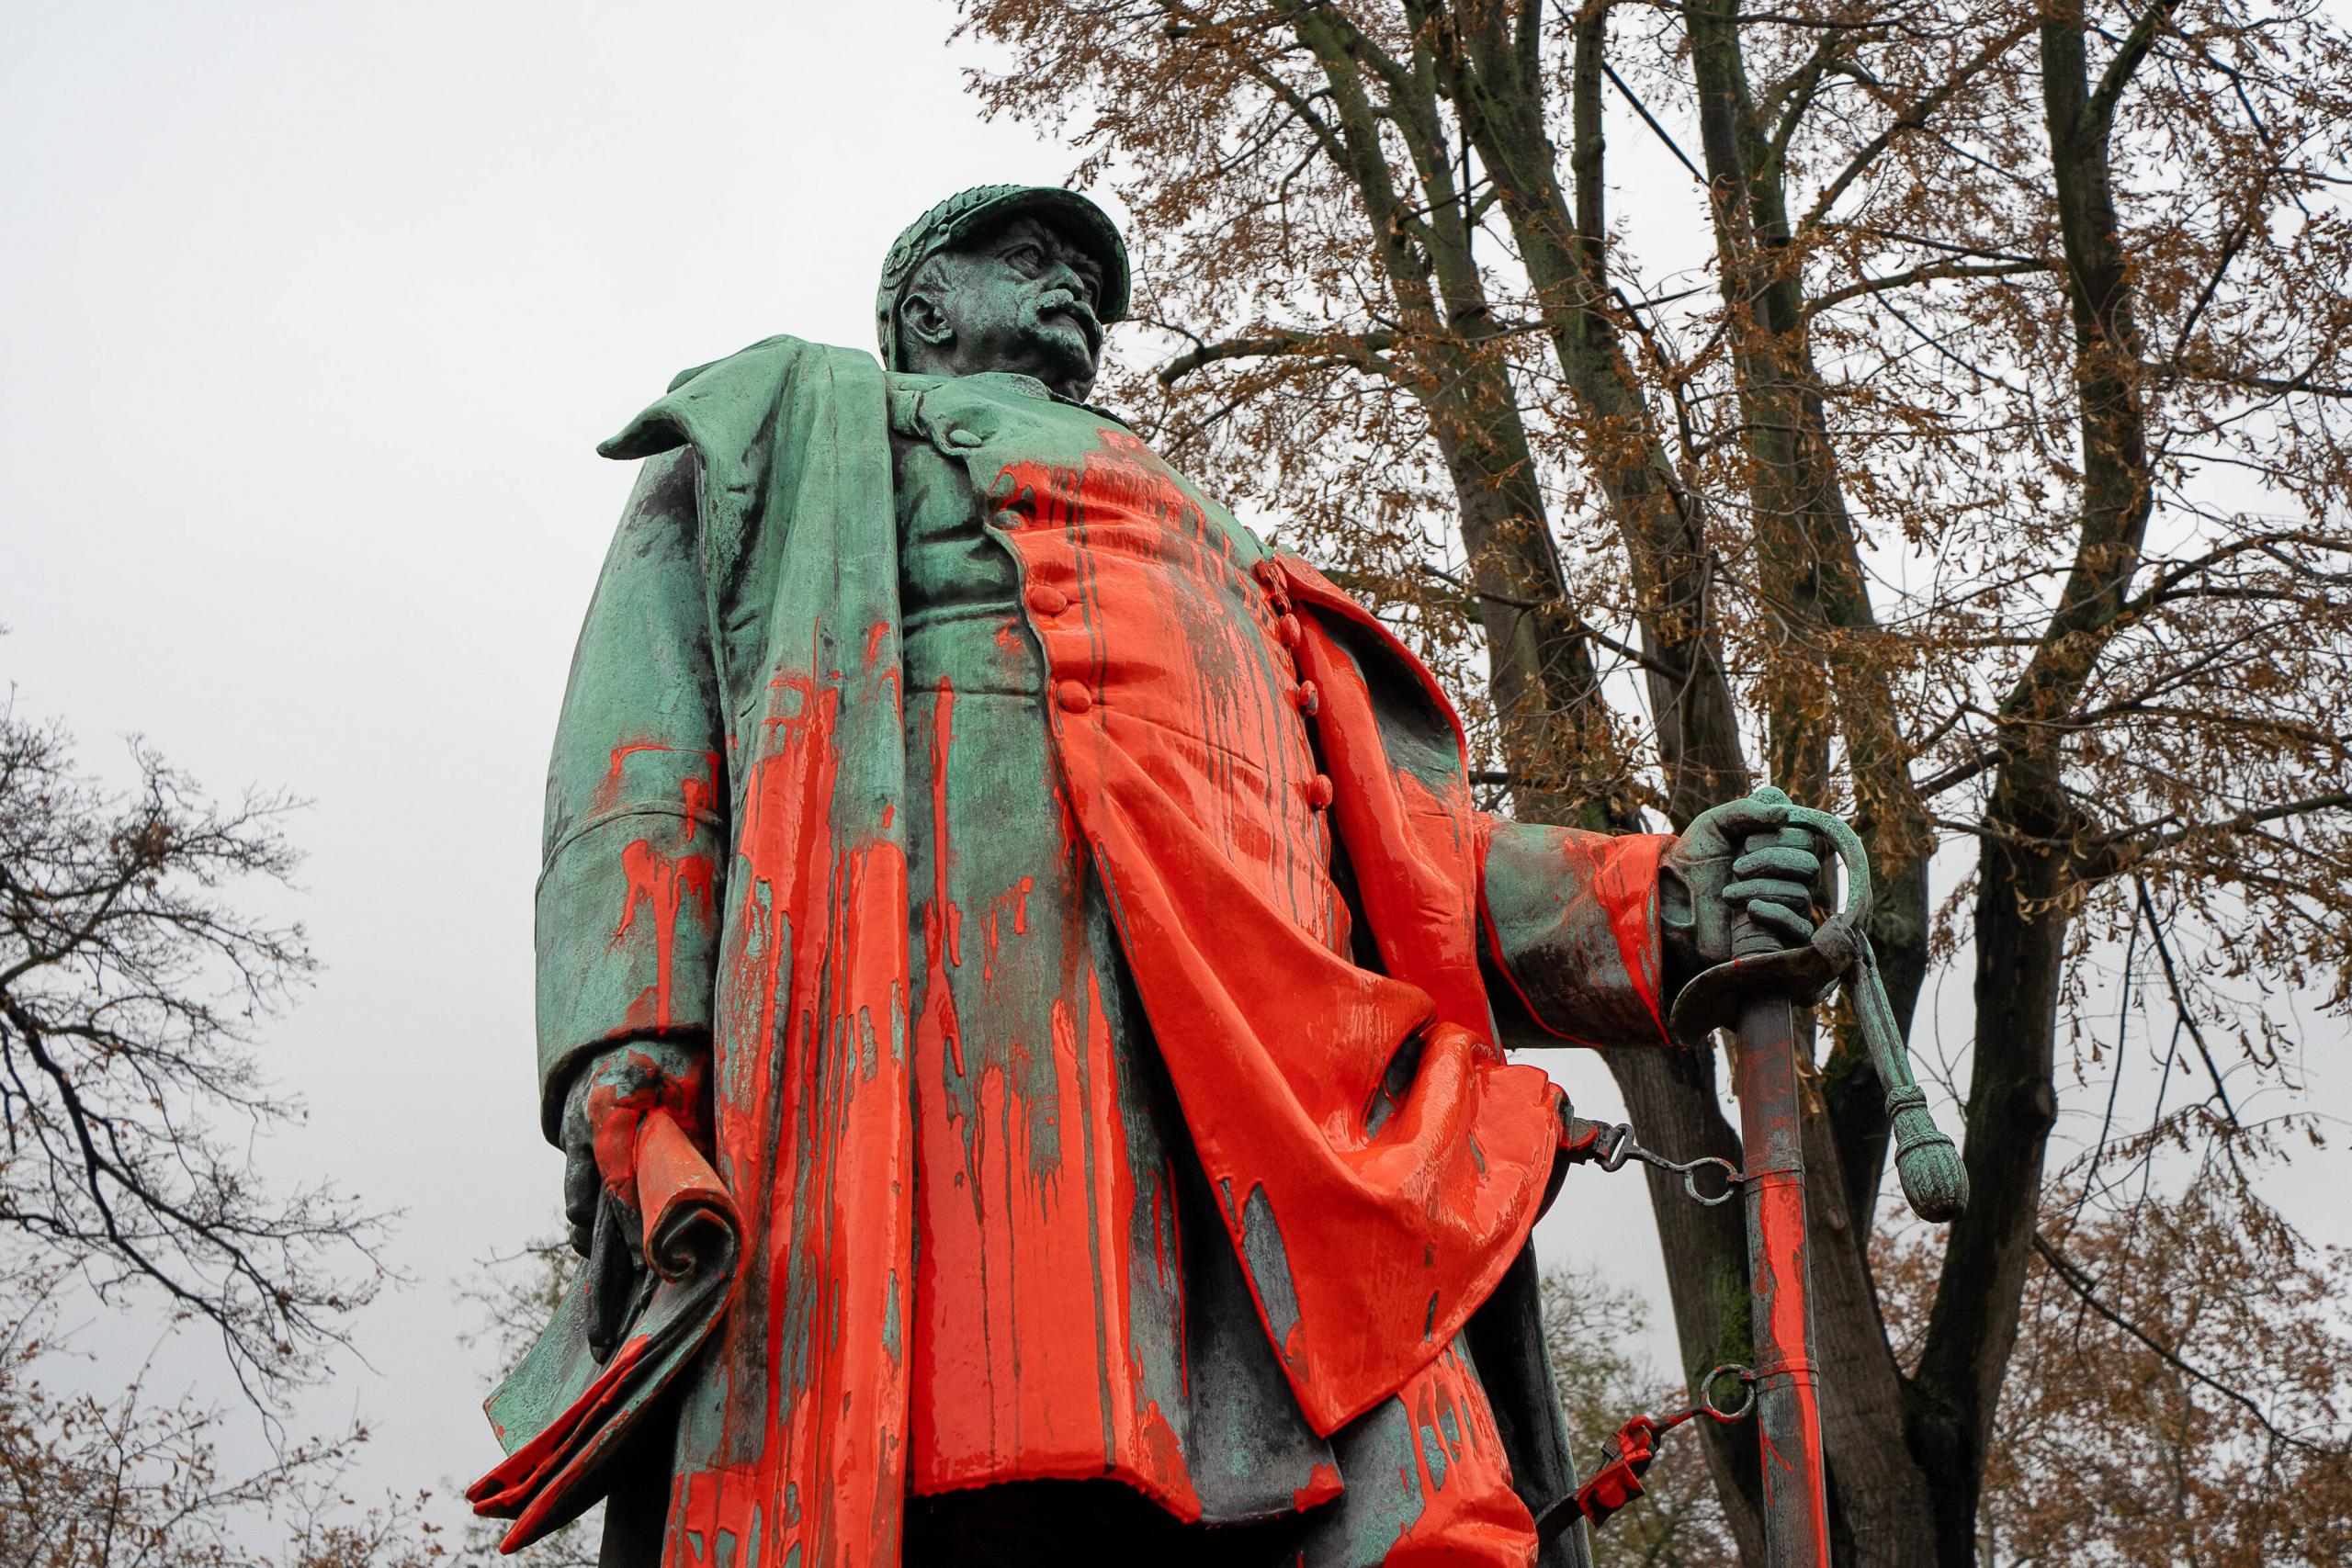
[470,186,1893,1568]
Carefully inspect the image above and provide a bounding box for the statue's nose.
[1041,254,1094,312]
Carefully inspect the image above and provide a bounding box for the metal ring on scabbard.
[1697,1362,1757,1424]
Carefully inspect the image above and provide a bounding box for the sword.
[1657,786,1969,1567]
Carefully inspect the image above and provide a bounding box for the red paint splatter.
[976,877,1035,983]
[594,740,721,827]
[679,775,712,840]
[916,680,965,1077]
[689,618,914,1568]
[1165,1158,1187,1395]
[584,1049,711,1207]
[1373,1343,1539,1562]
[611,839,717,1032]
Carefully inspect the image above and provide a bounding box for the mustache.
[1033,287,1102,355]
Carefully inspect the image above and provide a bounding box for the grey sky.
[4,0,2342,1544]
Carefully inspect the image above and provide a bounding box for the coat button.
[1026,584,1069,615]
[1305,773,1334,808]
[1274,614,1302,646]
[1056,680,1092,715]
[943,425,983,449]
[1295,680,1321,716]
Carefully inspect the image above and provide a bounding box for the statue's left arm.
[538,450,726,1251]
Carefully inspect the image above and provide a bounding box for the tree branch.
[1601,58,1707,186]
[1805,257,2050,315]
[2085,0,2186,135]
[1157,327,1399,384]
[1799,17,2039,231]
[2030,1230,2320,1452]
[2083,790,2352,882]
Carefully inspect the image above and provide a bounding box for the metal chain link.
[1584,1122,1747,1206]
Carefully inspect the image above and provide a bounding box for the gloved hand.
[1658,792,1825,977]
[558,1039,710,1262]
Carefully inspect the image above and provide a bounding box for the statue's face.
[900,216,1108,400]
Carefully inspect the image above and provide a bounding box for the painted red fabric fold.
[469,1109,742,1549]
[986,436,1563,1436]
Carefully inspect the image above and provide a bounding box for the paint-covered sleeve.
[535,449,726,1143]
[1476,818,1676,1048]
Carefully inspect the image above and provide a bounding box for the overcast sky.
[4,0,2344,1546]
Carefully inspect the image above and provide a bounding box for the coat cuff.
[1479,822,1674,1048]
[535,809,721,1141]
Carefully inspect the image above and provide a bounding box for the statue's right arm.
[1474,818,1678,1049]
[536,449,726,1248]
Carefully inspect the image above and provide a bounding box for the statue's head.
[876,185,1131,402]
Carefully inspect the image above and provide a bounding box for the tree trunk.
[1440,9,1770,1546]
[1602,1044,1768,1562]
[1908,7,2165,1562]
[1447,0,1748,828]
[1283,0,1634,830]
[1668,6,1951,1557]
[1910,762,2068,1562]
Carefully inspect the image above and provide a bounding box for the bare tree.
[0,1252,438,1566]
[950,1,2352,1561]
[1540,1262,1736,1567]
[1880,1174,2352,1564]
[0,699,386,1403]
[0,688,447,1561]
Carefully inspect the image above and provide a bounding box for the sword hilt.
[1666,787,1970,1223]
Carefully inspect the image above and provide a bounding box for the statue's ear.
[898,282,956,355]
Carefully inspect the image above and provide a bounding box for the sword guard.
[1664,787,1972,1223]
[1665,938,1842,1046]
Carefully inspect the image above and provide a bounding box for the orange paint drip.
[688,619,913,1567]
[1374,1344,1539,1563]
[612,839,717,1032]
[1294,1461,1343,1510]
[915,681,966,1077]
[595,739,722,823]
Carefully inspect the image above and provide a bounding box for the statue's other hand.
[1660,795,1825,969]
[558,1039,711,1260]
[560,1072,602,1258]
